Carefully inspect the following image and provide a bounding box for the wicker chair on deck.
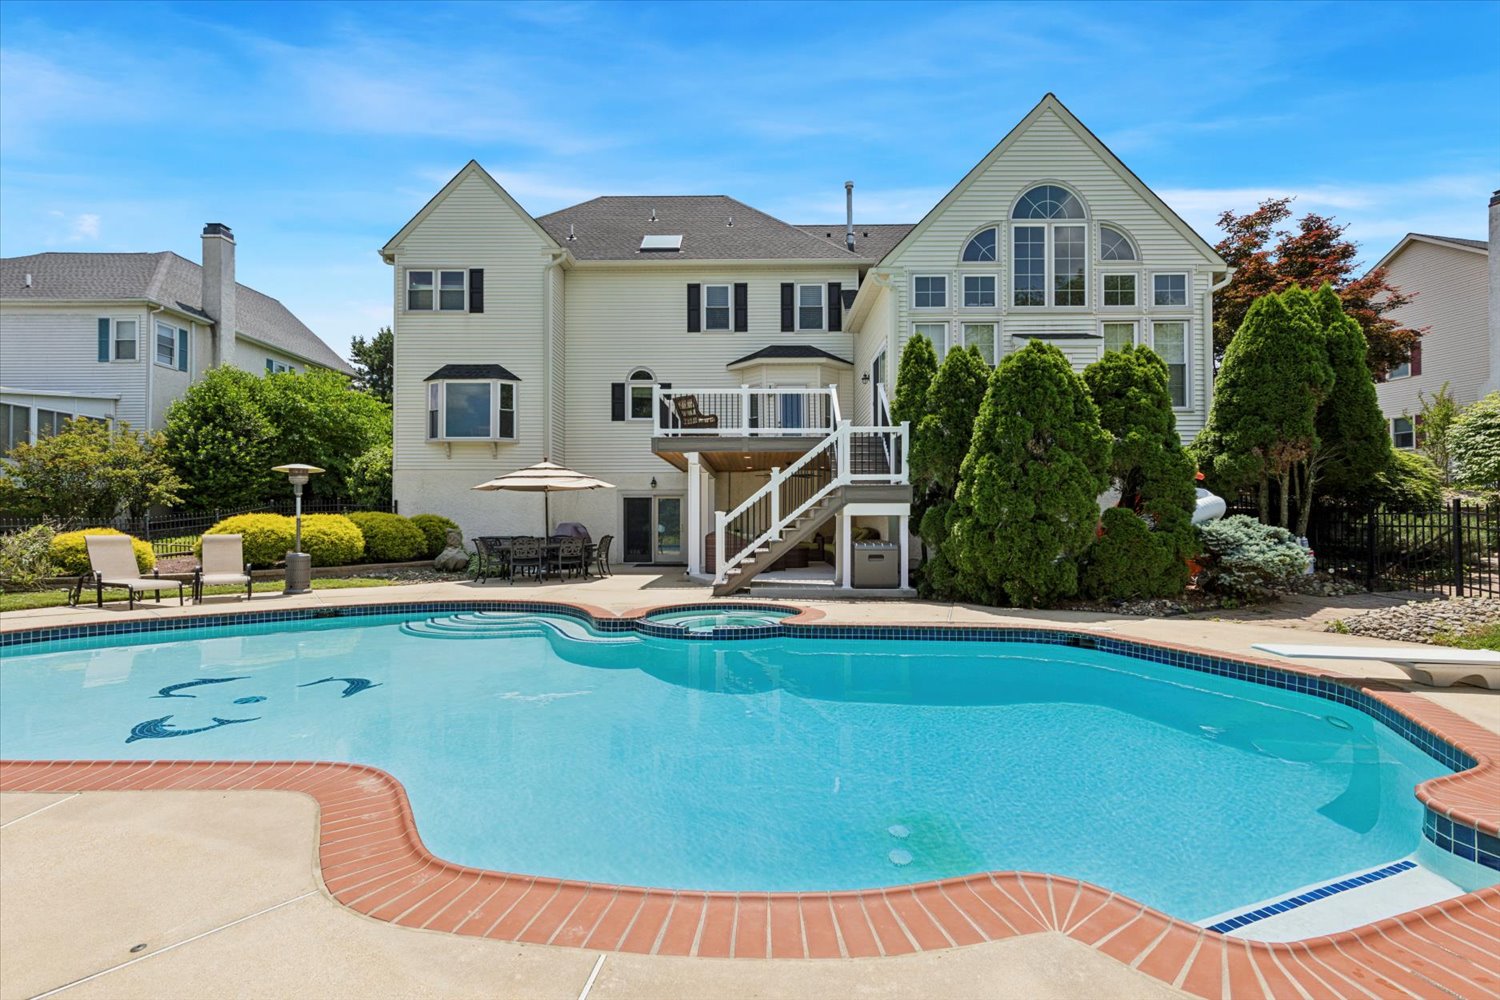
[671,395,719,429]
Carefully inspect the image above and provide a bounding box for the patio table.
[473,537,596,582]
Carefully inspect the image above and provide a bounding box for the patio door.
[622,495,684,564]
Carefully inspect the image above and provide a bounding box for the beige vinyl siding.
[0,305,150,429]
[1375,241,1491,420]
[561,264,860,478]
[853,283,895,423]
[386,170,554,528]
[548,262,567,464]
[872,105,1218,442]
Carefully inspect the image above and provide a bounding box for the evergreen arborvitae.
[1194,289,1331,527]
[911,346,990,596]
[941,341,1111,606]
[1081,346,1197,598]
[890,333,938,429]
[1310,283,1393,503]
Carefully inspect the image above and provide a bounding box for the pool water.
[0,613,1459,921]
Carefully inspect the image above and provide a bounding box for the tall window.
[962,228,997,262]
[1391,417,1415,450]
[408,269,468,311]
[1152,322,1189,407]
[962,323,997,366]
[703,284,731,331]
[627,368,656,420]
[797,284,824,330]
[1102,322,1137,353]
[1099,226,1136,260]
[1153,273,1188,307]
[912,275,947,309]
[963,274,996,308]
[113,319,137,361]
[1012,185,1088,307]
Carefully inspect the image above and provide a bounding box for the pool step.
[398,612,637,644]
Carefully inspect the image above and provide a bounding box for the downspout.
[542,250,566,463]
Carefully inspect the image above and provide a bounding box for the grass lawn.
[0,577,394,614]
[1432,622,1500,652]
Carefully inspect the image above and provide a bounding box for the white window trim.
[405,267,469,313]
[913,321,949,354]
[153,320,184,370]
[110,317,139,363]
[702,283,732,332]
[1149,320,1192,411]
[1100,271,1140,309]
[1100,320,1141,354]
[1009,223,1089,310]
[626,369,657,422]
[1097,224,1139,262]
[426,379,520,442]
[1391,416,1416,450]
[911,274,949,311]
[960,226,1000,264]
[796,283,826,332]
[961,273,999,309]
[1150,271,1191,311]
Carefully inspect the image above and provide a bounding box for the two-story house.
[381,94,1229,594]
[1371,194,1496,451]
[1,224,354,451]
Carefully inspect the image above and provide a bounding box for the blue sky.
[2,0,1496,360]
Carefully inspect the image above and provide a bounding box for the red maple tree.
[1212,197,1422,377]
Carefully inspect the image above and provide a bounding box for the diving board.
[1252,642,1500,690]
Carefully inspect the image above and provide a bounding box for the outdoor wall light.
[650,477,658,489]
[272,463,324,594]
[860,373,870,384]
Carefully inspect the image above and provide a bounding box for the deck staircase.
[713,421,908,597]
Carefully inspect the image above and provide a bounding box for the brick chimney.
[1489,191,1499,395]
[201,223,236,367]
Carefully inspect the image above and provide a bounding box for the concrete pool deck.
[2,572,1498,998]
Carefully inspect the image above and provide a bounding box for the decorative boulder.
[434,529,469,571]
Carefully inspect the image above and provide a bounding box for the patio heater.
[272,463,324,594]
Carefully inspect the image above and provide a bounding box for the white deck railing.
[654,384,841,437]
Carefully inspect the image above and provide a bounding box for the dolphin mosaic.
[125,714,259,743]
[298,677,381,698]
[153,677,249,699]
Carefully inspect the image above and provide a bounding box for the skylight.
[639,234,683,252]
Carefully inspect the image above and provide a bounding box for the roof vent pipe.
[844,181,855,252]
[23,273,32,288]
[650,207,658,223]
[568,223,576,241]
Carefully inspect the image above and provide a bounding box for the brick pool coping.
[3,599,1499,998]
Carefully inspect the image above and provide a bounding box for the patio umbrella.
[471,461,616,536]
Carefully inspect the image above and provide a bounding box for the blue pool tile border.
[1204,860,1419,933]
[2,598,1491,870]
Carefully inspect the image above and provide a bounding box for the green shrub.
[0,524,57,589]
[1196,515,1309,596]
[1451,391,1500,492]
[1084,507,1186,600]
[298,513,365,567]
[345,511,425,562]
[409,514,460,559]
[50,527,156,576]
[349,442,393,511]
[199,514,295,568]
[1370,451,1443,512]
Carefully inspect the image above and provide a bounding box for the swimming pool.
[0,607,1479,923]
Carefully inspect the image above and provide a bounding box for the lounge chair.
[672,394,719,430]
[1252,642,1500,690]
[81,534,183,610]
[193,534,253,602]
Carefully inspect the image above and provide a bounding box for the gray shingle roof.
[0,251,353,374]
[796,224,916,264]
[537,196,876,262]
[425,364,521,381]
[727,345,853,367]
[1409,234,1488,252]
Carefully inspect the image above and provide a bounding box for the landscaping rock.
[1326,596,1500,643]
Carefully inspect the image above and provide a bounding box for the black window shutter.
[686,284,701,332]
[828,282,843,332]
[611,382,625,421]
[468,269,484,313]
[97,318,111,362]
[733,283,748,332]
[780,283,794,332]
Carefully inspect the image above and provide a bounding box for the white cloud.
[70,213,100,241]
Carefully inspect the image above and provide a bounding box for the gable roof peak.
[380,160,560,260]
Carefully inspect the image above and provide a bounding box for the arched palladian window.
[626,368,657,421]
[1099,225,1137,261]
[1010,184,1088,307]
[961,227,998,262]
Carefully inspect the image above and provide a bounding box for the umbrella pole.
[544,490,550,537]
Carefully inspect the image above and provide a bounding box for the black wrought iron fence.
[1221,498,1498,598]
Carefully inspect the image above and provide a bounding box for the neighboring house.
[0,224,354,451]
[1371,195,1497,451]
[381,94,1229,593]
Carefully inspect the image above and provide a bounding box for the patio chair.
[672,394,719,430]
[592,534,613,577]
[473,536,510,583]
[81,534,184,610]
[509,536,546,584]
[193,534,253,602]
[551,536,587,579]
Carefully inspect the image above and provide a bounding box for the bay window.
[425,376,520,441]
[1152,322,1189,407]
